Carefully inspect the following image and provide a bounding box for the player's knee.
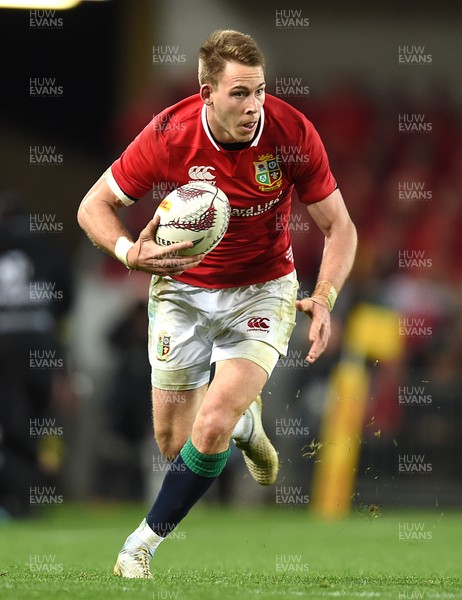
[193,408,236,453]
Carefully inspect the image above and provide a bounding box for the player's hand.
[126,214,205,275]
[295,298,331,364]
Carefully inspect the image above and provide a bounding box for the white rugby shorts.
[148,271,298,390]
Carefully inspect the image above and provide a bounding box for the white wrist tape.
[114,236,134,269]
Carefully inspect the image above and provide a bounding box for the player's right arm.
[77,175,205,275]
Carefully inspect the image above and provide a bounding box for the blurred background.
[0,0,461,519]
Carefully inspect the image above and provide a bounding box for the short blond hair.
[198,29,265,86]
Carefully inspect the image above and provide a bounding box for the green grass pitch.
[1,503,462,599]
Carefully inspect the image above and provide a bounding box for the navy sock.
[146,439,230,537]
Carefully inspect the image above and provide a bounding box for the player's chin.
[235,126,255,141]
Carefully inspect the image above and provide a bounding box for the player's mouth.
[241,120,257,132]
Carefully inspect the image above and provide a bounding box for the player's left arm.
[296,187,357,363]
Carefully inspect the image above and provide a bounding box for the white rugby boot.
[233,395,280,485]
[113,518,163,578]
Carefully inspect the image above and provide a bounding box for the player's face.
[202,62,266,143]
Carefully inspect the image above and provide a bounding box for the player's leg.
[144,357,268,541]
[152,384,207,459]
[113,273,297,578]
[114,358,267,579]
[113,384,208,579]
[217,271,299,485]
[145,274,213,459]
[191,358,268,452]
[217,340,282,485]
[114,275,214,578]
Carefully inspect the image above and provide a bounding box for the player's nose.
[244,97,260,114]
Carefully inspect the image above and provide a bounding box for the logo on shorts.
[247,317,270,332]
[157,333,171,361]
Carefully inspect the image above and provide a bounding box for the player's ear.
[200,84,213,105]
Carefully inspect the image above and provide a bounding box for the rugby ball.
[154,182,230,256]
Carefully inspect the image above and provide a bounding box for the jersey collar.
[201,104,265,151]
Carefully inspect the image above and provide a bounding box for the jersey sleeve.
[291,118,337,204]
[109,116,170,203]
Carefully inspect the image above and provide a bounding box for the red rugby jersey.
[109,93,336,288]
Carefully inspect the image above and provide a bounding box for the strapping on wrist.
[114,236,135,269]
[310,280,337,312]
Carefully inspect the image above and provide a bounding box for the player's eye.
[255,88,265,96]
[232,91,245,98]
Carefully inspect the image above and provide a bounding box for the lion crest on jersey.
[253,154,283,192]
